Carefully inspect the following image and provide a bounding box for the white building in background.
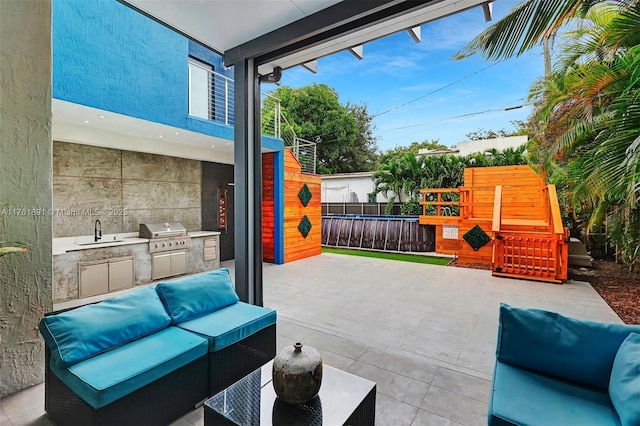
[321,136,528,203]
[321,172,396,203]
[417,135,528,157]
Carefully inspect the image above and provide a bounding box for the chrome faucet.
[94,219,102,241]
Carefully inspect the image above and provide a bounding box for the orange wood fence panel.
[282,149,321,263]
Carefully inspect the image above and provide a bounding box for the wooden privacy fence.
[322,215,435,252]
[322,202,402,216]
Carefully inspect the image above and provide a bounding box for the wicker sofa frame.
[207,323,276,395]
[44,346,208,426]
[43,307,276,425]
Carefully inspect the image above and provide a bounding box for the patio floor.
[1,253,621,426]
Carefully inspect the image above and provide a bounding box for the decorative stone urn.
[272,342,323,405]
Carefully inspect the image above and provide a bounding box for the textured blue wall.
[52,0,239,139]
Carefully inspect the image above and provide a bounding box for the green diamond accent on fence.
[298,215,312,238]
[298,184,312,207]
[463,225,491,251]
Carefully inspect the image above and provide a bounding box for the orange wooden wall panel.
[434,225,460,254]
[282,149,322,263]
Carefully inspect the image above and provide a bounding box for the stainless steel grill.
[140,222,192,280]
[140,222,187,239]
[140,222,191,254]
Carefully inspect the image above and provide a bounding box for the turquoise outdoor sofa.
[39,268,276,426]
[489,304,640,426]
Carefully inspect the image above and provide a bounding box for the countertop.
[53,231,221,255]
[188,231,221,238]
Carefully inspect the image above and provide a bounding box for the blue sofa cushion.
[177,301,276,351]
[609,333,640,426]
[49,326,208,409]
[489,361,621,426]
[497,303,640,389]
[39,287,171,367]
[155,268,240,324]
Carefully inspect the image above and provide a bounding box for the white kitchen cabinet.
[170,251,186,275]
[108,256,134,291]
[79,256,134,298]
[152,250,187,280]
[152,252,172,280]
[79,260,109,298]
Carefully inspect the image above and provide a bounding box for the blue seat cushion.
[49,326,208,409]
[155,268,240,324]
[497,303,640,389]
[489,361,621,426]
[177,301,276,352]
[39,286,171,367]
[609,333,640,426]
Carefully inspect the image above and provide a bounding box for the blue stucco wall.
[52,0,235,139]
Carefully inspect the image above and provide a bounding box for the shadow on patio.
[1,253,620,426]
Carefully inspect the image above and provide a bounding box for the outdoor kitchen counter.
[52,231,222,304]
[53,232,148,255]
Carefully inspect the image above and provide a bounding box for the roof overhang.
[120,0,493,75]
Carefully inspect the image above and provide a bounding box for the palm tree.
[454,0,632,61]
[373,158,405,214]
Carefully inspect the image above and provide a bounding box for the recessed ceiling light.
[84,120,90,124]
[211,144,215,148]
[159,135,163,138]
[175,132,179,135]
[227,142,231,146]
[98,115,105,119]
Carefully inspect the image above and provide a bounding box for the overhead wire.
[370,62,499,118]
[379,100,526,144]
[379,100,524,132]
[306,62,500,142]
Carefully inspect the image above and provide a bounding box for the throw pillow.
[155,268,239,323]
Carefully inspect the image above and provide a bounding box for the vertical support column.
[274,149,285,264]
[233,58,263,306]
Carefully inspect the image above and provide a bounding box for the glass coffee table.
[204,360,376,425]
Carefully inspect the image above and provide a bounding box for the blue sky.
[278,0,544,152]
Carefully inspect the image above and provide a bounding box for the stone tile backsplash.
[53,141,202,237]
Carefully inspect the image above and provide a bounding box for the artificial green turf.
[321,247,452,265]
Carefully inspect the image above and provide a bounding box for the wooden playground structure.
[419,165,569,283]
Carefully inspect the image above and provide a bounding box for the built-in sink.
[77,240,125,246]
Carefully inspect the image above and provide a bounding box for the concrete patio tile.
[303,329,370,360]
[182,406,204,426]
[445,363,493,382]
[421,386,488,426]
[0,383,50,426]
[411,409,464,426]
[276,318,316,341]
[317,348,357,371]
[456,347,496,375]
[375,393,419,426]
[312,310,367,335]
[430,368,492,403]
[276,331,297,349]
[336,323,411,352]
[348,361,430,408]
[168,415,197,426]
[1,407,10,426]
[358,347,443,384]
[400,331,464,364]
